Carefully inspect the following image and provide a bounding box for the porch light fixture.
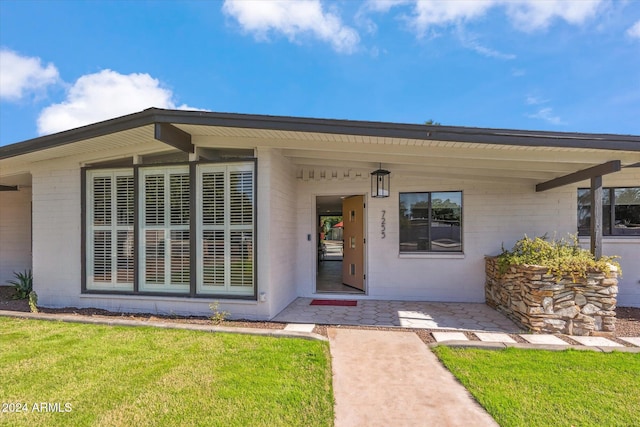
[371,164,390,198]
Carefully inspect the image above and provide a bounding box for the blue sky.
[1,0,639,146]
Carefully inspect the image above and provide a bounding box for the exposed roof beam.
[154,123,193,153]
[535,160,621,192]
[0,185,19,191]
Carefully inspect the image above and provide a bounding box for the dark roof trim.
[536,160,621,192]
[1,107,639,160]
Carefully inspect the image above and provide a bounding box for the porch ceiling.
[175,123,640,184]
[282,148,640,184]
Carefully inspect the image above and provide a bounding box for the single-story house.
[1,108,639,319]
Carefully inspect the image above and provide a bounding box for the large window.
[85,162,256,297]
[196,164,254,296]
[578,187,640,236]
[139,166,190,293]
[86,169,135,290]
[399,191,462,252]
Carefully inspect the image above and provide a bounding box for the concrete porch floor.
[272,297,522,332]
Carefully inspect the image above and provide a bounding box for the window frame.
[138,165,191,293]
[82,159,257,300]
[83,168,135,291]
[399,190,464,254]
[577,186,640,237]
[196,162,255,297]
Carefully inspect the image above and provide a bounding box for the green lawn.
[0,318,333,427]
[433,346,640,427]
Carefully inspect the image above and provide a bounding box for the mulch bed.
[2,286,639,345]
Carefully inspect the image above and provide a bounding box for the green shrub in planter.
[8,270,33,299]
[497,235,620,279]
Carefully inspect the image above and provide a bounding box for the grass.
[432,346,640,427]
[0,318,333,427]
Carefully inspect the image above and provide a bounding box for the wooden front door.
[342,195,365,290]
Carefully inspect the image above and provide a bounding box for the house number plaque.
[381,210,386,239]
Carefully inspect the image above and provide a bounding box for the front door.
[342,195,365,290]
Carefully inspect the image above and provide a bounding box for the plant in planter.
[8,269,33,300]
[486,235,620,336]
[496,234,620,279]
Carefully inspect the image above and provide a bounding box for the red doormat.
[310,299,357,306]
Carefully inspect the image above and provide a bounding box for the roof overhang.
[1,108,639,187]
[2,107,640,161]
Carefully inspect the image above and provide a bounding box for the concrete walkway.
[328,328,499,427]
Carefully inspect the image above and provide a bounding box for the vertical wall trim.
[253,157,258,301]
[189,162,197,296]
[590,175,603,259]
[133,166,140,292]
[81,168,87,293]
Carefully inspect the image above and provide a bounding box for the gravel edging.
[2,286,639,347]
[0,310,327,341]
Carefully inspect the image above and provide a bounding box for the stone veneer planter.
[485,256,618,336]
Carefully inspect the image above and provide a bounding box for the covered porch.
[273,297,521,332]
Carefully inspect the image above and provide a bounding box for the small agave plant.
[8,270,33,300]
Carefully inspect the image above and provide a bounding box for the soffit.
[171,123,639,184]
[0,125,160,173]
[2,119,638,186]
[176,123,636,155]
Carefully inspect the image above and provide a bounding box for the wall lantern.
[371,164,390,198]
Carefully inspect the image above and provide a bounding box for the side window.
[578,187,640,236]
[399,191,462,252]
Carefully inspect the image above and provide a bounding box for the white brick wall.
[31,167,82,306]
[294,172,640,306]
[14,154,640,314]
[0,187,32,285]
[256,148,299,319]
[28,161,271,319]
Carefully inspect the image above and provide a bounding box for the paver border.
[3,310,639,352]
[428,341,640,353]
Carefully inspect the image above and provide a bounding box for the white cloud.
[525,95,548,105]
[408,0,496,37]
[37,69,197,135]
[456,26,515,60]
[525,95,564,125]
[505,0,604,32]
[527,107,566,125]
[0,49,60,101]
[627,20,640,39]
[365,0,604,34]
[222,0,360,53]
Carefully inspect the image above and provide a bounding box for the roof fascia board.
[157,109,640,151]
[535,160,622,192]
[2,108,639,161]
[0,109,157,160]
